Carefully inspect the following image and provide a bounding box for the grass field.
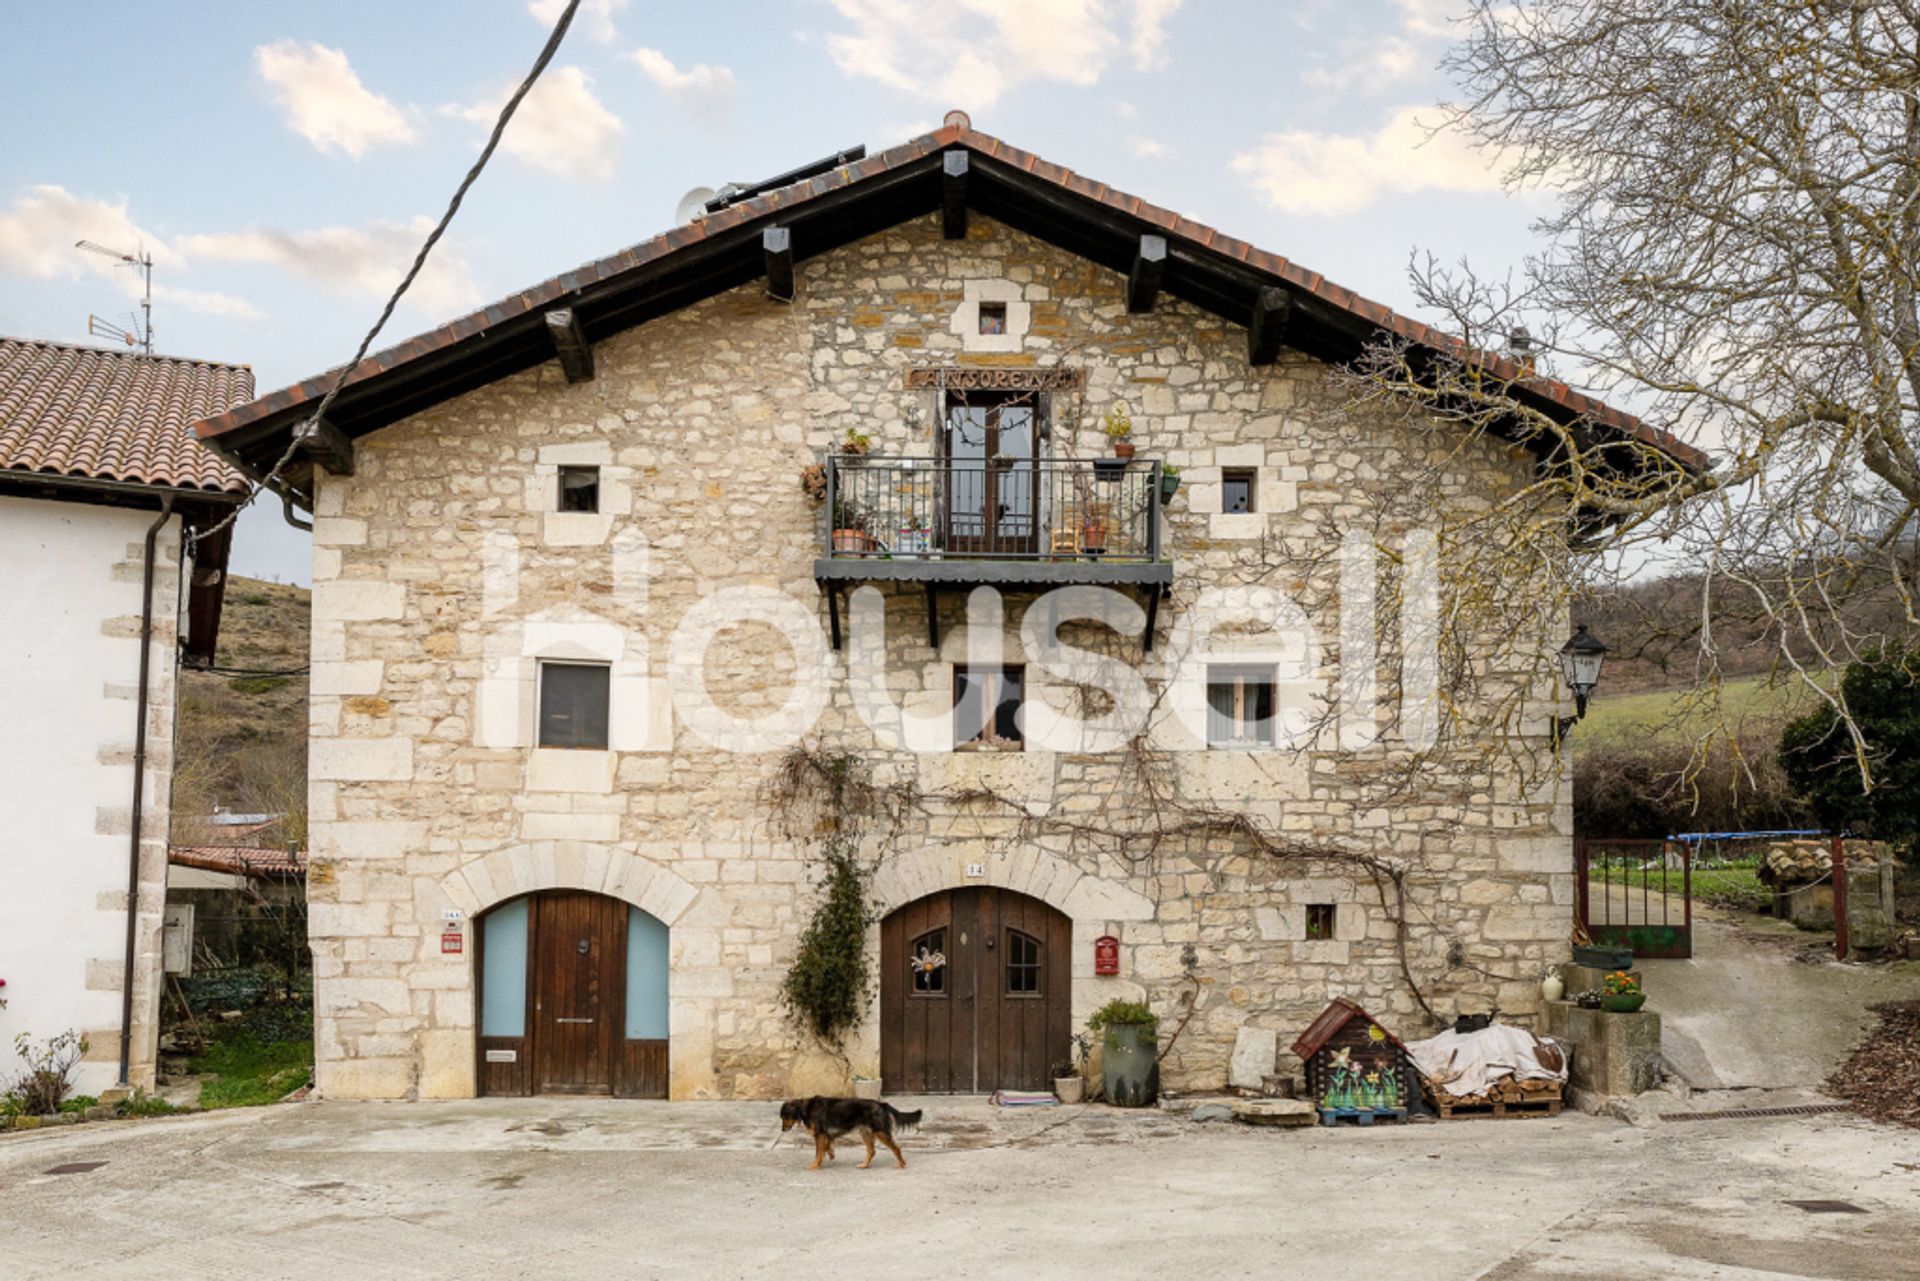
[1588,861,1771,912]
[1576,672,1826,748]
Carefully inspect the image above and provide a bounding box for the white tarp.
[1406,1023,1571,1099]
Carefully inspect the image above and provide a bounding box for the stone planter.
[851,1077,882,1100]
[1054,1076,1084,1104]
[1102,1024,1158,1107]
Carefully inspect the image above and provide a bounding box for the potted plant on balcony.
[1158,462,1181,505]
[800,462,828,504]
[1081,501,1110,557]
[831,497,876,555]
[894,495,931,557]
[1102,403,1136,460]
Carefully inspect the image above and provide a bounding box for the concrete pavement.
[2,1095,1917,1279]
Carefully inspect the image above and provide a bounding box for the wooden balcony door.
[942,393,1037,555]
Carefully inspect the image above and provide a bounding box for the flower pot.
[1158,473,1181,504]
[832,529,875,555]
[851,1077,883,1100]
[1081,523,1109,556]
[1102,1024,1158,1108]
[1053,1076,1084,1104]
[894,529,930,557]
[1601,993,1646,1013]
[1112,441,1136,460]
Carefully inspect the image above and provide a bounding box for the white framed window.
[1206,663,1275,748]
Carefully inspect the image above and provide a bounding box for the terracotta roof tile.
[170,844,307,879]
[192,124,1707,472]
[0,338,250,492]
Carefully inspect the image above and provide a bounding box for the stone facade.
[307,213,1573,1101]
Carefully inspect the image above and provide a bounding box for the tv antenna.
[76,239,153,355]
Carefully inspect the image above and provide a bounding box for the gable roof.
[1,337,252,495]
[193,119,1708,492]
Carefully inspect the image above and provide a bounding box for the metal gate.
[1576,837,1692,959]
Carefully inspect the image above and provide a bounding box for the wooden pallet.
[1318,1107,1409,1127]
[1433,1095,1562,1120]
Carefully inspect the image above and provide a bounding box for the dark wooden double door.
[478,891,667,1098]
[880,888,1070,1094]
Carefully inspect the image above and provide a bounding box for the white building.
[0,337,252,1096]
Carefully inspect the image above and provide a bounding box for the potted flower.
[1158,462,1181,505]
[1081,504,1110,556]
[1600,971,1645,1013]
[831,498,876,555]
[800,462,828,504]
[1102,403,1136,460]
[1051,1059,1084,1104]
[839,427,873,467]
[1089,999,1158,1108]
[851,1073,883,1100]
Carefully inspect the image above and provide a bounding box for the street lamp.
[1555,624,1607,741]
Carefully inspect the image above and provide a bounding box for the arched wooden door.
[881,887,1070,1094]
[475,890,669,1097]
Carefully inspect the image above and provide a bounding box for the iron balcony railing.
[824,455,1165,562]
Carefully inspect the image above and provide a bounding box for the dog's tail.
[884,1102,923,1133]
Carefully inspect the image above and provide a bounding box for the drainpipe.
[119,495,174,1086]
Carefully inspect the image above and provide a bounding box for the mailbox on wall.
[1093,934,1120,976]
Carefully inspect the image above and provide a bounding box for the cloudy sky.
[0,0,1543,585]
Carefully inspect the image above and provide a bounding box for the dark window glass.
[978,301,1008,335]
[1206,664,1275,747]
[538,662,610,749]
[1222,469,1256,514]
[954,665,1024,748]
[559,465,600,513]
[1006,929,1041,994]
[910,928,946,995]
[1306,903,1336,941]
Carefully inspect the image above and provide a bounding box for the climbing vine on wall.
[779,834,876,1046]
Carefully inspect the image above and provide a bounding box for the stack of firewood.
[1428,1076,1563,1109]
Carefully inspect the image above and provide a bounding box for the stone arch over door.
[870,845,1155,923]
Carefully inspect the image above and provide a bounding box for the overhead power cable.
[191,0,582,549]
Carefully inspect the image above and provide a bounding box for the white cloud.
[179,218,482,318]
[626,47,736,105]
[822,0,1178,110]
[528,0,628,44]
[451,65,623,182]
[1301,36,1421,91]
[1128,136,1168,158]
[1229,106,1510,216]
[1393,0,1463,38]
[153,284,262,321]
[255,40,415,159]
[1128,0,1182,70]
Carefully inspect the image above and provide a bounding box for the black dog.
[779,1096,923,1170]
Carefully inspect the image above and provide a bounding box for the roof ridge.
[0,334,253,373]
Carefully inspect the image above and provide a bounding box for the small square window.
[1206,664,1275,748]
[558,465,600,513]
[1306,903,1336,941]
[977,301,1008,335]
[954,664,1024,749]
[538,661,609,749]
[1222,468,1257,514]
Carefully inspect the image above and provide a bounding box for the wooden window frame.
[1206,663,1276,749]
[1004,927,1042,997]
[953,664,1025,751]
[537,660,611,750]
[1306,903,1336,941]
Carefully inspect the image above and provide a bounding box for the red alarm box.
[1093,934,1120,976]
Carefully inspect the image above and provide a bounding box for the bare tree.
[1350,0,1920,792]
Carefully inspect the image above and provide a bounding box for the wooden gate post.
[1831,833,1849,961]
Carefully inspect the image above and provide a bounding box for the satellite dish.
[674,186,718,225]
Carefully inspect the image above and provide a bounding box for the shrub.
[779,838,875,1046]
[1087,999,1158,1040]
[1780,642,1920,847]
[6,1031,88,1116]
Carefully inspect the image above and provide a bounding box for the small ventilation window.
[558,465,600,513]
[1222,468,1256,514]
[1006,929,1041,995]
[1306,903,1336,941]
[977,301,1008,335]
[910,928,947,996]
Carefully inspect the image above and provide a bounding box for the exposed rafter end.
[942,151,969,240]
[1248,286,1292,367]
[544,308,595,383]
[763,226,794,302]
[1127,234,1167,314]
[292,415,354,476]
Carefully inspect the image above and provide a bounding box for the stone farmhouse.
[0,337,251,1096]
[195,119,1704,1101]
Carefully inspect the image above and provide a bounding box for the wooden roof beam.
[544,308,595,383]
[1127,234,1167,313]
[1248,286,1292,367]
[943,151,969,240]
[292,415,354,476]
[763,226,794,302]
